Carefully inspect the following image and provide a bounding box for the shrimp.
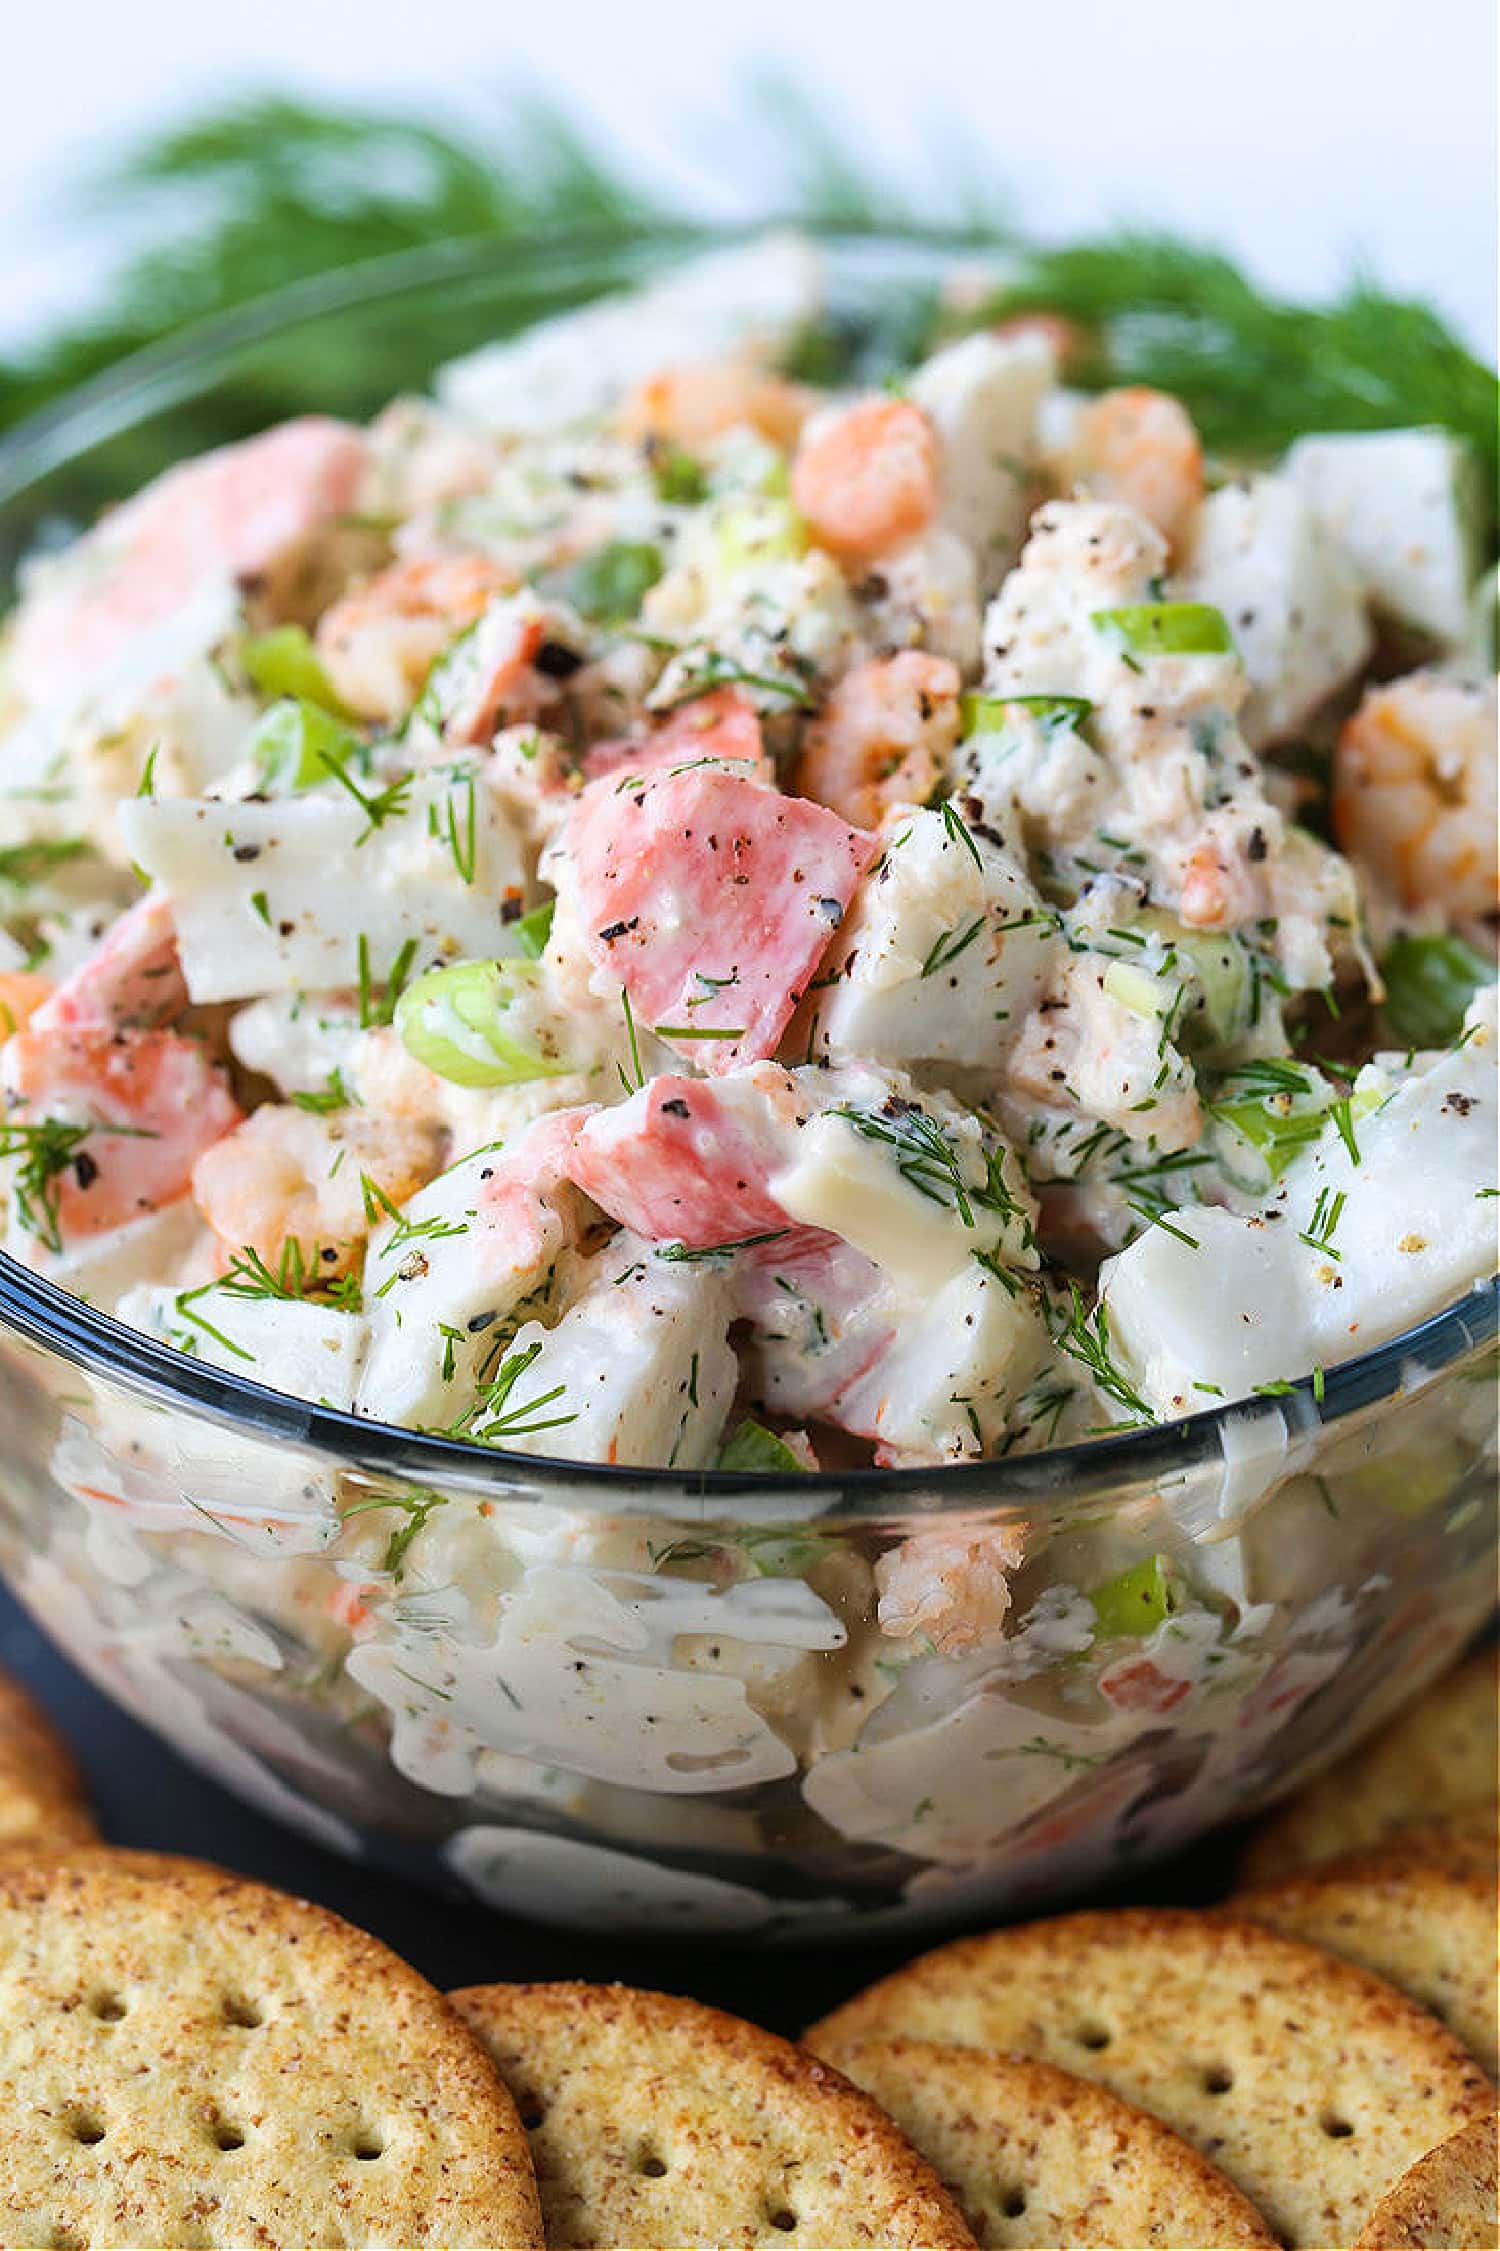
[1177,837,1268,933]
[618,358,811,453]
[874,1524,1026,1653]
[1066,387,1204,556]
[10,419,367,712]
[3,1026,241,1243]
[794,651,961,828]
[791,397,940,566]
[32,892,184,1034]
[313,552,518,723]
[1334,671,1499,921]
[0,973,55,1041]
[190,1104,442,1278]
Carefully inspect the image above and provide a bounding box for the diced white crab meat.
[1100,986,1499,1414]
[1284,428,1482,647]
[356,1115,586,1431]
[1177,476,1372,747]
[767,1073,1039,1296]
[907,328,1054,594]
[498,1233,736,1469]
[120,1282,370,1408]
[837,1260,1052,1463]
[805,806,1056,1075]
[118,765,530,1004]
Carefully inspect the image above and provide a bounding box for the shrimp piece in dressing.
[313,551,518,723]
[874,1524,1027,1653]
[618,358,811,453]
[791,397,940,566]
[1334,672,1499,922]
[191,1104,442,1277]
[794,651,961,828]
[1066,387,1204,557]
[3,1026,241,1242]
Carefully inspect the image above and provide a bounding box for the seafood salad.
[0,234,1495,1479]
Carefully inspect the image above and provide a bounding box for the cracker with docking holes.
[450,1980,976,2249]
[0,1850,544,2250]
[817,2037,1277,2248]
[1240,1648,1497,1883]
[1354,2113,1499,2250]
[0,1664,96,1854]
[805,1908,1493,2250]
[1236,1851,1498,2077]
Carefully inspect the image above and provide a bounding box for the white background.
[3,0,1495,355]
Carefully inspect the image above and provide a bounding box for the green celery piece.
[1088,1553,1180,1638]
[1211,1093,1330,1176]
[511,898,556,960]
[1174,930,1252,1048]
[557,541,663,624]
[1379,933,1496,1050]
[248,697,364,793]
[239,625,352,717]
[1091,603,1235,657]
[715,1418,809,1475]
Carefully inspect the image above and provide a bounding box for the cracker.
[0,1665,96,1854]
[1241,1648,1498,1882]
[0,1850,543,2249]
[806,1908,1493,2249]
[1354,2113,1499,2249]
[450,1980,975,2249]
[818,2036,1277,2248]
[1236,1853,1498,2077]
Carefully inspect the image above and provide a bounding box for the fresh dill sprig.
[290,1067,351,1115]
[831,1101,1029,1238]
[1048,1282,1156,1425]
[0,1116,155,1254]
[1299,1183,1348,1262]
[920,913,987,979]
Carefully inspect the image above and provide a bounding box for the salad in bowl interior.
[0,229,1493,1937]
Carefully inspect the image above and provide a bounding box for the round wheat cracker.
[1241,1649,1497,1882]
[0,1850,543,2249]
[0,1664,95,1853]
[818,2036,1277,2248]
[1354,2112,1499,2248]
[1236,1852,1498,2077]
[806,1908,1492,2249]
[451,1979,975,2248]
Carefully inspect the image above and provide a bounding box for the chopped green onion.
[394,959,570,1088]
[1378,933,1496,1049]
[556,540,663,624]
[238,625,352,716]
[247,698,364,795]
[712,496,808,577]
[715,1419,810,1475]
[511,898,556,960]
[1090,603,1235,657]
[1088,1554,1181,1638]
[960,692,1092,739]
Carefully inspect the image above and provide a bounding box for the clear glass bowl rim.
[0,223,1494,1513]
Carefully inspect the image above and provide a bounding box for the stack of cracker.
[0,1645,1493,2249]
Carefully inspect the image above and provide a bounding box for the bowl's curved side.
[0,230,1494,1935]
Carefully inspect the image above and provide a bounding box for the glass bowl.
[0,232,1494,1941]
